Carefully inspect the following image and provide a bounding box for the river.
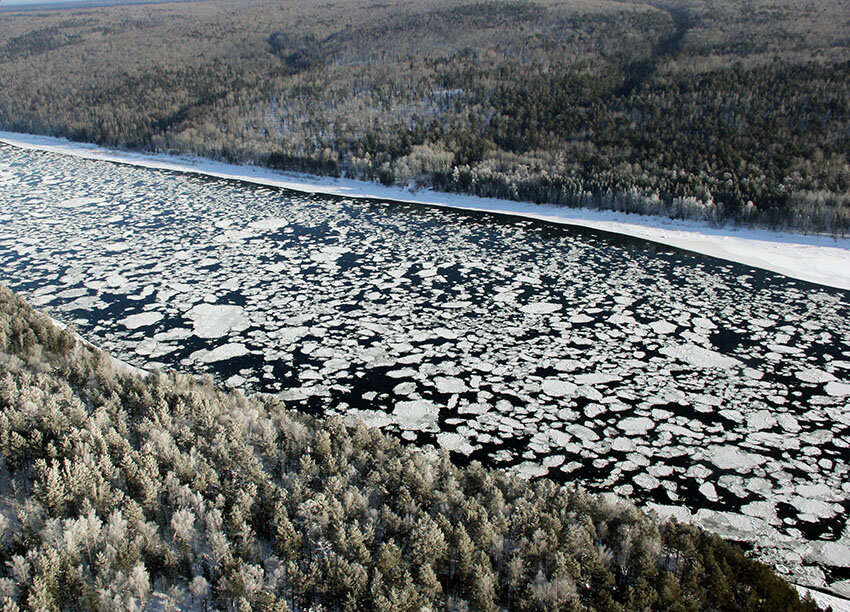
[1,142,848,595]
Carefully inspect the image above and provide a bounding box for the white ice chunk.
[388,368,417,379]
[790,497,839,520]
[699,482,719,501]
[650,320,677,335]
[747,410,777,431]
[541,379,577,397]
[706,445,767,472]
[310,246,349,264]
[553,359,582,372]
[392,400,439,431]
[634,473,660,489]
[797,368,837,384]
[826,381,850,396]
[120,311,163,329]
[660,343,741,368]
[512,462,549,479]
[778,414,801,433]
[435,376,468,394]
[805,542,850,568]
[618,417,655,435]
[437,432,475,455]
[646,503,693,524]
[249,217,289,230]
[574,373,621,385]
[567,424,599,442]
[520,302,561,314]
[611,437,636,452]
[345,409,394,429]
[693,509,782,542]
[105,273,130,287]
[186,304,249,338]
[193,342,249,363]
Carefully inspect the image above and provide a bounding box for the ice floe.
[520,302,561,314]
[186,303,249,338]
[706,445,767,472]
[660,343,742,368]
[119,311,163,329]
[191,343,250,363]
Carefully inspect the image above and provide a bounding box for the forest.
[0,0,849,232]
[0,284,823,611]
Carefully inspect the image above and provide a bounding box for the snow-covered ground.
[798,586,850,612]
[2,130,850,291]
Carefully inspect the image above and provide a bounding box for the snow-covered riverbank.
[3,130,850,291]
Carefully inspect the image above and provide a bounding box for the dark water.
[1,143,849,589]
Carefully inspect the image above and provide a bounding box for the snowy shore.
[3,130,850,292]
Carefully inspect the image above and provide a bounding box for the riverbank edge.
[2,130,850,292]
[19,290,850,611]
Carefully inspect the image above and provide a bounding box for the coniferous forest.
[0,0,849,232]
[0,284,822,611]
[0,1,848,609]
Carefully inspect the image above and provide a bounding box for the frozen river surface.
[1,144,849,594]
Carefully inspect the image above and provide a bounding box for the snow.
[48,315,149,378]
[796,586,850,612]
[185,303,249,338]
[6,130,850,291]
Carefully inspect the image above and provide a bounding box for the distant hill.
[0,283,820,611]
[0,0,848,232]
[0,0,193,11]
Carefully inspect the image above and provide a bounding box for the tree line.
[0,284,821,611]
[0,0,848,232]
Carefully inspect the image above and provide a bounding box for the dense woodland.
[1,0,849,232]
[0,284,823,611]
